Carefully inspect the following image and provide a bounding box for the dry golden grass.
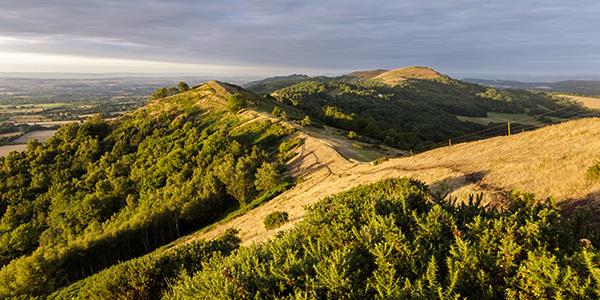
[559,94,600,110]
[374,66,442,85]
[0,144,27,157]
[190,118,600,246]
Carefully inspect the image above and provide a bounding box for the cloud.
[1,0,599,76]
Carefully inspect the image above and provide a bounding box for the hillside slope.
[0,81,299,298]
[194,117,600,244]
[373,66,444,85]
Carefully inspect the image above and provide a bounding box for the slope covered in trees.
[0,82,298,298]
[248,67,591,149]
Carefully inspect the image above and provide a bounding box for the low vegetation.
[263,211,289,230]
[166,178,600,299]
[587,160,600,181]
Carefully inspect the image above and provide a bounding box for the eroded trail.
[193,118,600,245]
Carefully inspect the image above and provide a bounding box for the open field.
[456,112,548,126]
[0,129,58,157]
[12,130,57,143]
[0,144,27,156]
[0,132,20,138]
[189,117,600,245]
[559,94,600,110]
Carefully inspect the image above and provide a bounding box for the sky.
[1,0,600,79]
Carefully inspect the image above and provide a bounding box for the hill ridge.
[191,117,600,245]
[373,65,444,85]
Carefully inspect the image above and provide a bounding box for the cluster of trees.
[270,80,486,148]
[148,81,190,100]
[248,75,590,149]
[165,178,600,299]
[0,88,297,298]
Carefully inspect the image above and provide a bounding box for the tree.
[254,162,280,192]
[299,116,312,126]
[178,82,190,92]
[347,131,358,140]
[271,106,282,117]
[149,87,179,101]
[227,94,246,112]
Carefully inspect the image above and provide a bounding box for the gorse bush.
[587,160,600,181]
[166,178,600,299]
[263,211,289,230]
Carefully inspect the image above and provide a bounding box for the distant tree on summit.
[178,81,190,92]
[149,87,179,100]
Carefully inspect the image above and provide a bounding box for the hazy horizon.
[2,1,600,78]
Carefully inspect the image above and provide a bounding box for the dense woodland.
[248,74,590,149]
[0,85,297,298]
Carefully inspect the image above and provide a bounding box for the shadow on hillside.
[559,188,600,221]
[429,171,487,196]
[288,143,334,178]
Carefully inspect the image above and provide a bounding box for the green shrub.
[263,211,289,230]
[167,178,600,299]
[347,131,358,139]
[271,106,282,117]
[254,162,282,193]
[227,93,246,111]
[587,160,600,181]
[372,156,388,165]
[299,115,312,126]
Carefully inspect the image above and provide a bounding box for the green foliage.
[254,162,282,193]
[347,130,359,140]
[0,90,297,298]
[263,211,289,230]
[178,81,190,92]
[149,87,179,100]
[299,115,312,126]
[227,93,247,112]
[48,230,240,300]
[271,106,282,117]
[167,178,600,299]
[372,156,388,165]
[587,160,600,181]
[267,77,585,149]
[245,74,312,94]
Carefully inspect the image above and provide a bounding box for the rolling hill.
[372,66,444,85]
[4,70,600,299]
[255,66,593,149]
[50,108,600,299]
